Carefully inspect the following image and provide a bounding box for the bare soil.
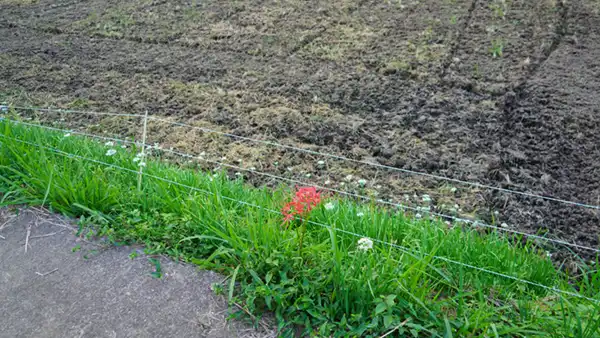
[1,0,600,259]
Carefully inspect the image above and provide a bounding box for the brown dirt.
[1,0,600,260]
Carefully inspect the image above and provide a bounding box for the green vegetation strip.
[0,119,599,337]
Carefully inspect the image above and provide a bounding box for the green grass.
[0,118,599,337]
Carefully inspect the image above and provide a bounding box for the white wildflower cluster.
[324,202,335,210]
[449,204,461,213]
[105,149,117,156]
[326,173,370,188]
[417,206,431,213]
[357,238,373,251]
[133,152,146,167]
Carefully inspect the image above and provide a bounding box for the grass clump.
[0,119,599,337]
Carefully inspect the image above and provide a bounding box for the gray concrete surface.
[0,207,274,338]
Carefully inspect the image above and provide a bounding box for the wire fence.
[1,104,599,304]
[8,105,600,210]
[4,105,600,251]
[5,116,600,253]
[0,132,598,304]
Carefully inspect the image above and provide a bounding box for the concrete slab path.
[0,207,274,338]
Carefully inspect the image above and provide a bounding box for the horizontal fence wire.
[2,119,600,252]
[2,116,599,253]
[8,105,145,118]
[4,104,600,210]
[148,118,600,210]
[5,119,145,147]
[0,132,598,304]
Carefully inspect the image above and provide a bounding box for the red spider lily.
[282,186,322,223]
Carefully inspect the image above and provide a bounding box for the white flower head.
[63,133,71,137]
[357,238,373,251]
[317,160,325,167]
[324,180,331,185]
[356,212,365,217]
[105,149,117,156]
[357,179,367,186]
[324,202,335,211]
[422,194,431,203]
[138,162,146,167]
[121,145,127,149]
[104,141,114,147]
[415,213,422,219]
[345,174,353,182]
[500,222,508,228]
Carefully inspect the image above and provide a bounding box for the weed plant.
[0,119,599,337]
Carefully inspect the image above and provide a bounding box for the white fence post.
[137,110,149,191]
